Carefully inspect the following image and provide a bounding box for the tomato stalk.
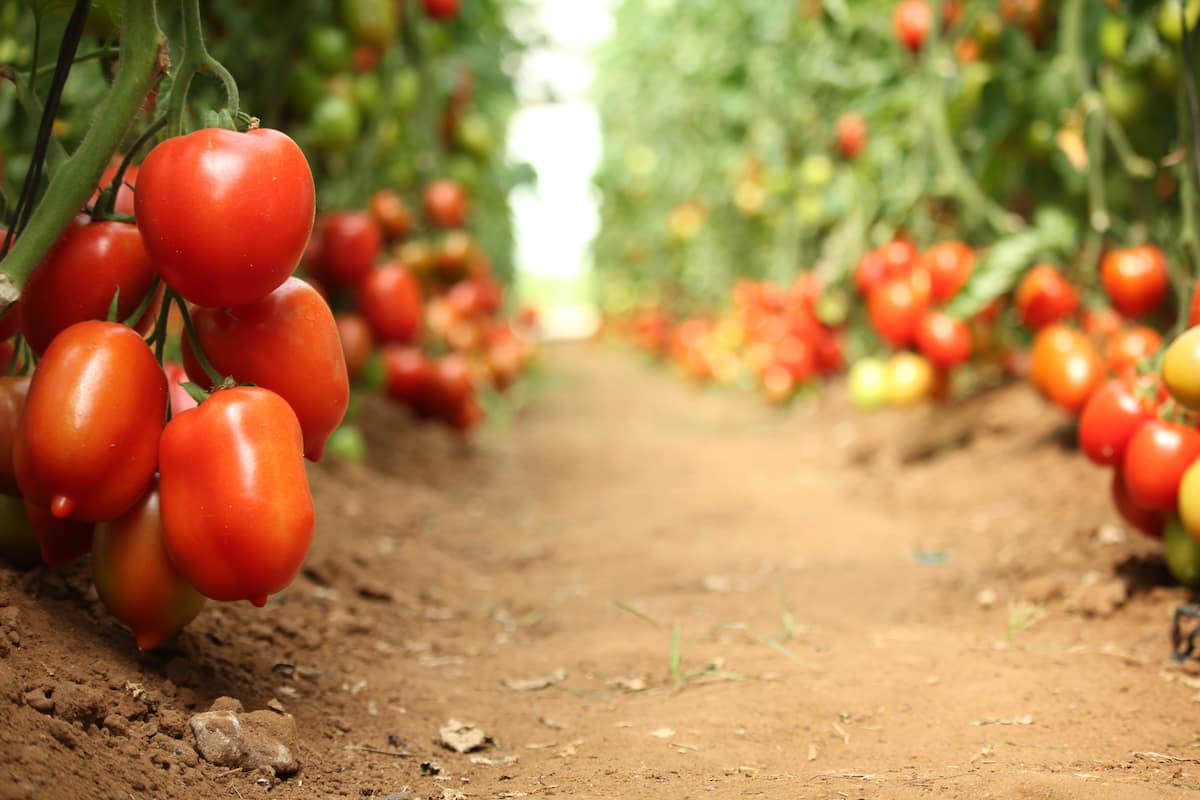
[0,0,164,309]
[94,115,168,219]
[162,0,241,137]
[170,292,222,387]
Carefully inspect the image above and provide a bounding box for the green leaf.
[943,228,1049,320]
[823,0,849,26]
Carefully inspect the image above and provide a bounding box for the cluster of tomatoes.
[892,0,1055,59]
[301,178,535,438]
[0,125,344,648]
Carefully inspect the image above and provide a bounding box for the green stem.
[0,0,163,301]
[33,46,122,79]
[0,66,70,174]
[96,114,167,217]
[164,0,240,137]
[149,286,173,364]
[173,293,223,386]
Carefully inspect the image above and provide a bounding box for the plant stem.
[164,0,240,137]
[95,114,167,218]
[173,292,223,386]
[33,46,122,79]
[0,66,69,174]
[0,0,163,305]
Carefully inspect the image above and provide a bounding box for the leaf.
[181,381,210,406]
[822,0,849,26]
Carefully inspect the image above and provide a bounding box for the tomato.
[321,211,384,286]
[868,277,927,347]
[162,362,197,418]
[1082,306,1123,342]
[1110,469,1165,539]
[422,0,460,20]
[760,363,795,405]
[307,26,353,73]
[358,264,424,344]
[893,0,932,52]
[1162,326,1200,409]
[382,345,435,415]
[1078,380,1152,466]
[136,127,315,308]
[15,322,165,522]
[92,481,206,649]
[0,377,29,497]
[20,217,159,355]
[182,277,349,462]
[921,241,974,303]
[774,335,815,382]
[1165,513,1200,587]
[1100,246,1169,319]
[159,387,314,607]
[424,179,469,228]
[1104,326,1161,375]
[915,311,971,368]
[881,238,919,275]
[1016,265,1078,329]
[336,313,375,380]
[1029,324,1104,414]
[834,112,867,159]
[0,496,41,567]
[1123,419,1200,512]
[1100,69,1147,124]
[311,94,362,154]
[1158,0,1200,44]
[24,498,93,567]
[369,189,414,240]
[815,329,845,374]
[91,159,138,216]
[1180,461,1200,542]
[848,357,889,409]
[342,0,397,49]
[885,351,934,406]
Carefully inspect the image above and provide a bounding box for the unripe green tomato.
[799,154,834,189]
[342,0,397,49]
[1165,513,1200,588]
[311,94,362,152]
[287,63,325,115]
[1098,16,1129,63]
[325,425,367,463]
[307,26,353,73]
[793,194,825,226]
[1151,49,1182,92]
[1024,119,1054,160]
[456,114,494,159]
[0,495,42,568]
[361,351,387,392]
[1158,0,1200,44]
[353,73,383,117]
[387,159,415,188]
[1162,326,1200,409]
[1099,68,1147,123]
[393,68,421,112]
[848,358,888,410]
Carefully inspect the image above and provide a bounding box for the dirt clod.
[438,720,488,753]
[189,707,300,776]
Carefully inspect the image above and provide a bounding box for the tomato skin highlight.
[893,0,932,52]
[1029,325,1104,414]
[135,128,315,308]
[869,277,927,347]
[1100,245,1169,319]
[92,480,206,649]
[321,210,384,285]
[834,113,867,159]
[14,322,166,523]
[921,241,974,303]
[1016,265,1079,330]
[915,311,971,368]
[159,387,315,606]
[1122,419,1200,512]
[1078,380,1152,466]
[0,377,30,497]
[358,263,424,344]
[182,277,349,462]
[424,179,469,228]
[20,218,160,355]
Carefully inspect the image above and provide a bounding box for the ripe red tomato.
[881,238,919,275]
[1190,283,1200,327]
[321,210,384,285]
[1082,306,1124,342]
[159,387,314,606]
[358,263,424,344]
[90,159,138,216]
[915,311,971,368]
[1110,468,1165,539]
[335,313,375,380]
[774,335,815,382]
[1029,324,1104,413]
[422,0,460,20]
[0,377,29,497]
[1016,264,1079,329]
[162,362,197,417]
[0,305,16,342]
[15,322,166,522]
[182,277,349,462]
[382,346,435,415]
[869,276,928,347]
[368,189,413,240]
[424,179,469,228]
[893,0,932,52]
[815,329,845,374]
[24,497,93,567]
[20,217,160,355]
[1122,419,1200,512]
[92,480,206,649]
[1100,245,1169,318]
[921,241,974,303]
[135,127,315,308]
[1104,325,1162,375]
[854,248,895,296]
[834,113,867,159]
[1078,379,1153,466]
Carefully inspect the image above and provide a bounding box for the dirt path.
[3,344,1200,799]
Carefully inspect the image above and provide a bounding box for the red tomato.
[1028,324,1104,413]
[14,322,166,522]
[1078,379,1153,466]
[0,306,16,342]
[787,272,822,313]
[135,127,315,308]
[382,345,435,415]
[20,217,159,355]
[159,387,314,606]
[855,249,890,296]
[422,0,460,20]
[1104,325,1162,375]
[321,210,383,285]
[774,335,815,382]
[815,329,845,374]
[915,311,971,368]
[869,276,927,347]
[24,498,93,567]
[424,179,469,228]
[0,377,29,497]
[1123,419,1200,512]
[893,0,932,52]
[881,238,919,275]
[921,241,974,303]
[1016,264,1079,329]
[1082,306,1124,342]
[92,480,206,649]
[182,277,349,462]
[1111,468,1166,539]
[162,362,197,417]
[358,263,423,344]
[335,313,375,380]
[90,159,138,216]
[1101,245,1169,318]
[1190,283,1200,328]
[368,189,413,240]
[834,113,867,159]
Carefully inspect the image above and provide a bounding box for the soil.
[3,343,1200,800]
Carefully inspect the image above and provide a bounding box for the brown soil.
[2,344,1200,800]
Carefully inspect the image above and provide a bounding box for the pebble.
[189,706,300,776]
[23,688,54,715]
